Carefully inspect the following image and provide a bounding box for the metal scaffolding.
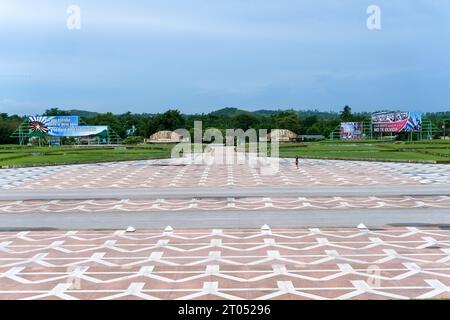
[10,118,122,146]
[329,117,441,141]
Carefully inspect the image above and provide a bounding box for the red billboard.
[372,112,422,133]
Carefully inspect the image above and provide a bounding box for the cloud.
[0,1,64,27]
[0,1,449,114]
[0,0,379,40]
[0,98,39,115]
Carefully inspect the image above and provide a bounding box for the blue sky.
[0,0,449,115]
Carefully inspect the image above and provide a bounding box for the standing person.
[295,156,299,169]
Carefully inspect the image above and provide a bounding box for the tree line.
[1,106,449,144]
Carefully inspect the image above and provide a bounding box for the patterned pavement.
[1,158,450,300]
[1,196,450,213]
[2,159,450,191]
[1,226,450,300]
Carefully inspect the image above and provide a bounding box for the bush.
[123,136,144,145]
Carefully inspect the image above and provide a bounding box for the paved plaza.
[1,196,450,213]
[1,159,450,191]
[1,158,449,228]
[1,226,450,300]
[1,157,450,300]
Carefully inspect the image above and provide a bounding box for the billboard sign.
[28,116,107,137]
[45,116,78,127]
[340,122,364,140]
[372,112,422,133]
[46,126,108,137]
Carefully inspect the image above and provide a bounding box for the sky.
[0,0,449,115]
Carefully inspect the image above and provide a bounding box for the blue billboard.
[48,126,108,137]
[45,116,78,127]
[29,116,107,137]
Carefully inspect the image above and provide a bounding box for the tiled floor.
[1,196,450,213]
[2,159,450,191]
[2,158,450,300]
[1,227,450,300]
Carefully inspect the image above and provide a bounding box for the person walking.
[295,156,299,169]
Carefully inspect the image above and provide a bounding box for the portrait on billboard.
[340,122,364,140]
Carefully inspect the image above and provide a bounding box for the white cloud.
[0,1,65,27]
[0,0,369,40]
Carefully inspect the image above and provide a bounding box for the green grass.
[0,145,174,167]
[275,141,450,163]
[1,140,450,168]
[430,149,450,155]
[279,150,449,162]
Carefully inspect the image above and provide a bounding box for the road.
[1,185,450,201]
[1,208,449,230]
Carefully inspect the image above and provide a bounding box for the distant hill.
[66,110,100,119]
[426,111,450,118]
[211,107,340,119]
[210,107,252,117]
[297,110,339,120]
[53,107,447,121]
[252,109,283,117]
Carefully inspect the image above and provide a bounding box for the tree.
[87,112,126,138]
[148,110,186,135]
[272,111,301,133]
[340,105,353,122]
[233,114,259,131]
[0,114,23,144]
[43,108,70,116]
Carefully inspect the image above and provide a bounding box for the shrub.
[123,136,144,145]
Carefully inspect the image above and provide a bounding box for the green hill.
[66,109,100,119]
[210,107,252,117]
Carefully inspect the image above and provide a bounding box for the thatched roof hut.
[265,129,298,142]
[148,130,189,143]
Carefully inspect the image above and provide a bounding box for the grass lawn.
[275,141,450,163]
[1,140,450,168]
[279,149,450,162]
[430,149,450,155]
[0,145,174,167]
